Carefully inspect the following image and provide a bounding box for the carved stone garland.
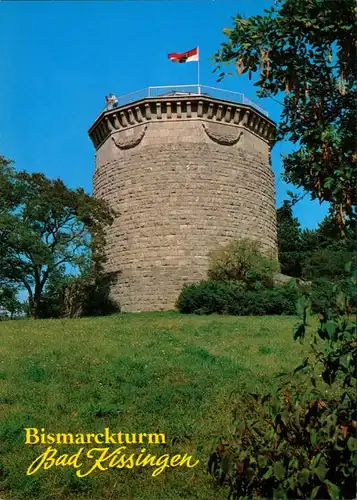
[202,123,244,146]
[111,125,148,150]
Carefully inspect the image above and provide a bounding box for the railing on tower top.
[102,85,268,117]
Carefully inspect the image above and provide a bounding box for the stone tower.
[88,88,277,312]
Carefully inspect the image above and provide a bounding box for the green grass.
[0,312,308,499]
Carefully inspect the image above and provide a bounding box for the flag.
[168,47,199,63]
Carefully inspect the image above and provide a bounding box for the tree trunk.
[29,284,43,319]
[334,203,346,239]
[29,297,38,319]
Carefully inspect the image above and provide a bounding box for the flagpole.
[197,46,201,95]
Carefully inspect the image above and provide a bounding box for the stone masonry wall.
[92,100,277,312]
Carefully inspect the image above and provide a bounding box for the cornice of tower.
[88,94,276,151]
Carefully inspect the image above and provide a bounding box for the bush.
[209,383,357,499]
[209,266,357,500]
[230,285,298,316]
[176,280,243,315]
[176,280,298,316]
[208,238,279,289]
[61,271,120,318]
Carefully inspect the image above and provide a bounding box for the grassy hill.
[0,312,308,499]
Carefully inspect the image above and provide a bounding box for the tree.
[60,262,119,319]
[301,210,356,253]
[0,284,23,319]
[213,0,356,233]
[33,265,71,319]
[276,200,303,277]
[301,211,356,282]
[0,157,23,319]
[209,2,357,498]
[276,202,355,280]
[0,157,114,318]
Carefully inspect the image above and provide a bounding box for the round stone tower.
[88,87,277,312]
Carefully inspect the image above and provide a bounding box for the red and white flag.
[168,47,199,63]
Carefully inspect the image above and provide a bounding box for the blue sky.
[0,0,327,229]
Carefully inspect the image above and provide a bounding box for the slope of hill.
[0,312,307,499]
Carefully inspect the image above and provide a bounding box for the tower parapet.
[89,85,277,312]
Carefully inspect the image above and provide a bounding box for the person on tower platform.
[108,93,118,109]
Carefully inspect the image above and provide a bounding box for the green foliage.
[0,156,114,318]
[276,203,356,282]
[277,200,303,277]
[209,268,357,499]
[211,2,357,496]
[214,0,357,225]
[301,212,356,255]
[208,238,279,288]
[229,284,299,317]
[176,280,298,316]
[302,247,355,283]
[295,214,356,316]
[176,280,243,315]
[60,265,120,318]
[308,279,338,314]
[209,386,356,499]
[178,238,294,316]
[0,284,23,319]
[30,260,120,319]
[32,266,70,319]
